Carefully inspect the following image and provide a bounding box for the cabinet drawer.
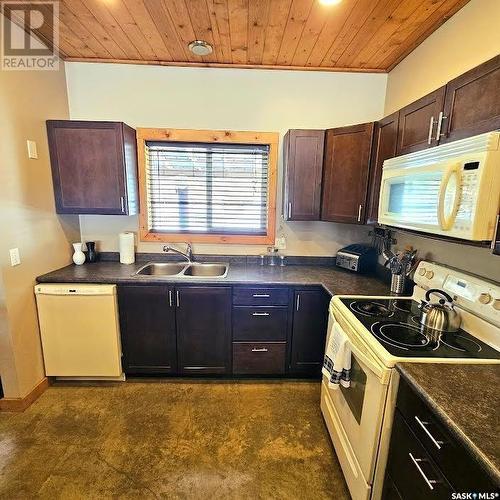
[397,377,495,492]
[386,410,454,500]
[233,307,287,341]
[232,342,286,375]
[233,287,289,306]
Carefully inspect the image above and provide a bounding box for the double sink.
[135,262,229,279]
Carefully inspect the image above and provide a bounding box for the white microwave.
[378,132,500,241]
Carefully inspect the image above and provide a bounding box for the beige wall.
[385,0,500,115]
[384,0,500,281]
[66,62,387,256]
[0,34,80,397]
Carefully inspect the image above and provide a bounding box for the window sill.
[140,229,276,245]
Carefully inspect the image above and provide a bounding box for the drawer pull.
[252,294,270,298]
[415,416,443,450]
[251,348,268,352]
[409,453,438,490]
[252,312,270,316]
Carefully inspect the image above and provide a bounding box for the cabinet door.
[321,123,374,224]
[396,87,445,155]
[366,112,399,225]
[117,285,177,374]
[385,411,454,500]
[283,130,325,220]
[441,55,500,143]
[176,287,232,375]
[46,121,138,215]
[290,289,329,376]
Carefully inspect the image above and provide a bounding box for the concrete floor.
[0,380,349,499]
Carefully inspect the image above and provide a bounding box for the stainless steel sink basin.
[135,262,186,276]
[135,262,229,278]
[183,263,229,277]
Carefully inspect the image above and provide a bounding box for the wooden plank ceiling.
[29,0,471,72]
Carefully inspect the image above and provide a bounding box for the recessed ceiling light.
[319,0,342,5]
[188,40,213,56]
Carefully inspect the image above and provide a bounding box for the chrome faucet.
[162,243,193,263]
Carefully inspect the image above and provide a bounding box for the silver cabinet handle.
[253,294,270,298]
[414,416,443,449]
[120,196,125,213]
[168,290,173,307]
[357,204,362,222]
[296,294,300,311]
[436,111,447,141]
[176,290,180,308]
[251,348,268,352]
[409,453,438,490]
[252,312,270,316]
[427,116,435,145]
[288,202,292,219]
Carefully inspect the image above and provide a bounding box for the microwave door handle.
[437,164,461,231]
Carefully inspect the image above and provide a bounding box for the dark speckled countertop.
[36,260,390,296]
[397,363,500,485]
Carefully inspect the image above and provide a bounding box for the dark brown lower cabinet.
[176,286,232,375]
[118,285,177,374]
[383,377,498,499]
[233,342,286,375]
[384,411,454,500]
[290,288,329,376]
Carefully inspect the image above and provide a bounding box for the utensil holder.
[391,274,406,295]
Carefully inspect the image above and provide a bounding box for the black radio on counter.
[336,244,377,273]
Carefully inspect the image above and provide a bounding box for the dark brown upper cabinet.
[366,112,399,225]
[46,120,138,215]
[283,129,325,221]
[396,87,446,156]
[441,55,500,143]
[321,123,374,224]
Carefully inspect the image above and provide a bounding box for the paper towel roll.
[119,232,135,264]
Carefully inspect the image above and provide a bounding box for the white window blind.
[145,141,270,235]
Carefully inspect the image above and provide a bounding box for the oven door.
[321,313,391,500]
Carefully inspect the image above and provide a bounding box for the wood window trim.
[137,128,278,245]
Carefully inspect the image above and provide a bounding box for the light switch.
[276,236,287,250]
[9,248,21,266]
[27,140,38,159]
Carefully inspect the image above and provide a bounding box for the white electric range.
[320,260,500,500]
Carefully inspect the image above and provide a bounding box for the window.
[137,129,278,244]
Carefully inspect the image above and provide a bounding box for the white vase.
[72,242,86,265]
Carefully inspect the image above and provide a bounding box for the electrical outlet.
[9,248,21,266]
[276,236,286,250]
[27,140,38,159]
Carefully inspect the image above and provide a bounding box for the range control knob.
[425,270,434,279]
[418,267,426,276]
[493,299,500,311]
[479,293,492,305]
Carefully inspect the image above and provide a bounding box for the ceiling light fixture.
[188,40,213,56]
[319,0,342,5]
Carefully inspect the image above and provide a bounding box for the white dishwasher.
[35,284,123,380]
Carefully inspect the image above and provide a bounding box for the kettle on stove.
[419,289,462,332]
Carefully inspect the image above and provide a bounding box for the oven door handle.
[330,319,388,382]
